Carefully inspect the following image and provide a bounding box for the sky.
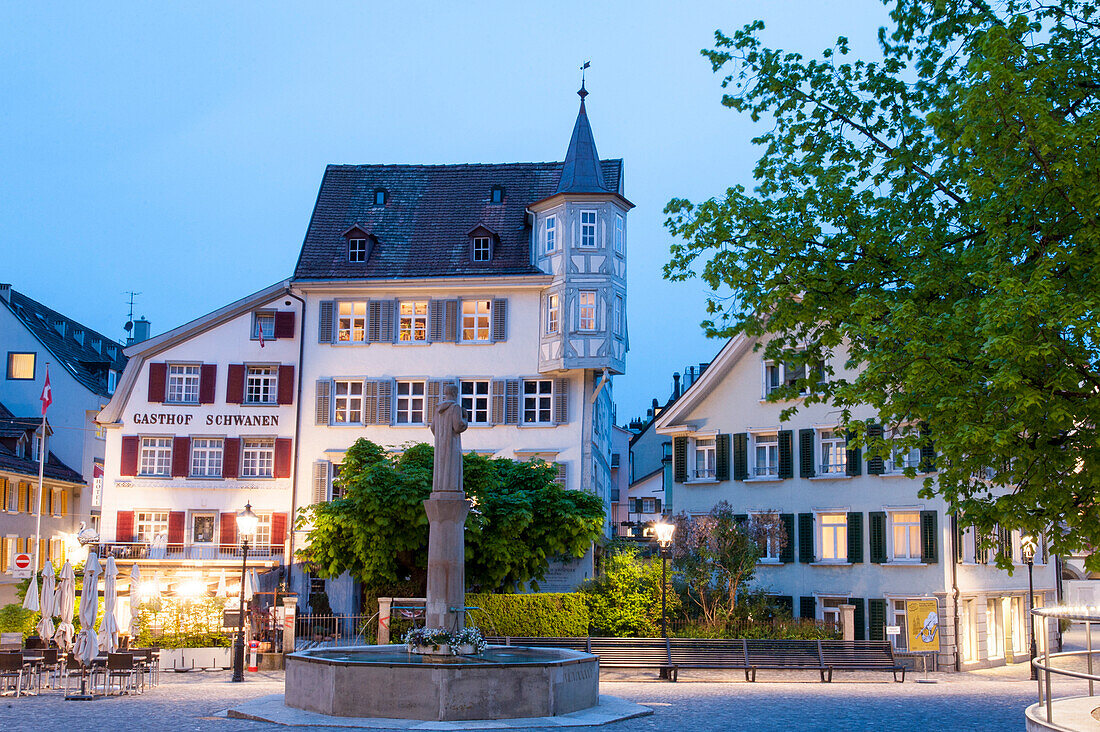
[0,1,890,422]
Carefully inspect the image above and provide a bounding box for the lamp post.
[1022,534,1038,681]
[231,502,259,683]
[653,521,675,639]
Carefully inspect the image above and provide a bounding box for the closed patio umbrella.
[74,552,101,665]
[53,560,76,651]
[243,569,255,602]
[215,569,227,599]
[36,559,56,640]
[127,564,142,639]
[22,570,39,612]
[98,556,119,652]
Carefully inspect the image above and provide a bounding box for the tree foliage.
[581,543,678,637]
[296,439,606,593]
[665,0,1100,566]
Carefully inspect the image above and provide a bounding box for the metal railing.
[294,613,379,649]
[1031,606,1100,726]
[92,541,285,561]
[819,462,847,475]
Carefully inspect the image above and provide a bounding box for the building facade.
[650,334,1058,670]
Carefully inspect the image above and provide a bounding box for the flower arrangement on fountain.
[404,626,488,656]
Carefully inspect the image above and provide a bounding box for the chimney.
[699,362,709,374]
[132,317,152,344]
[646,408,653,418]
[0,283,10,302]
[672,372,681,399]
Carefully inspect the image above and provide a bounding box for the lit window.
[396,381,425,424]
[245,366,278,404]
[334,380,363,423]
[460,380,490,424]
[253,312,275,340]
[138,437,172,477]
[580,210,597,247]
[547,294,560,334]
[338,302,367,342]
[462,300,491,342]
[473,237,492,262]
[6,352,35,380]
[820,513,848,561]
[522,380,553,423]
[578,291,596,330]
[545,216,557,253]
[753,433,779,476]
[614,214,624,254]
[241,438,275,478]
[398,301,428,341]
[693,437,716,480]
[891,511,922,561]
[190,438,223,478]
[253,513,272,547]
[349,239,367,262]
[820,430,847,474]
[166,364,200,404]
[135,511,169,543]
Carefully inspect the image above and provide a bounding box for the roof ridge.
[325,159,623,171]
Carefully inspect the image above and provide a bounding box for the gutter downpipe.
[951,511,961,671]
[285,286,306,592]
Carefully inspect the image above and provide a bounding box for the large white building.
[95,89,629,609]
[648,333,1058,670]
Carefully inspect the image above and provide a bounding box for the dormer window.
[490,185,504,204]
[374,188,387,206]
[473,237,491,262]
[343,226,373,263]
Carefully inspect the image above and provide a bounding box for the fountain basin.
[284,644,599,721]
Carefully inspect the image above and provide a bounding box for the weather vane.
[579,60,590,99]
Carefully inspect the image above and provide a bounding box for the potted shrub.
[403,627,486,656]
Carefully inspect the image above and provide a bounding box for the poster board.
[905,598,940,651]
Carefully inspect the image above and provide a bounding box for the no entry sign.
[12,553,31,579]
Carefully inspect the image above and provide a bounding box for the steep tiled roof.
[556,94,610,194]
[1,286,128,397]
[293,159,622,281]
[0,404,83,483]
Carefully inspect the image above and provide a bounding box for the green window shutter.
[778,430,793,478]
[845,431,862,476]
[869,599,886,641]
[850,598,866,640]
[715,433,731,481]
[847,512,864,563]
[798,429,816,478]
[775,596,794,616]
[673,437,688,483]
[733,432,749,480]
[798,513,815,564]
[318,301,335,344]
[954,514,965,563]
[866,423,885,475]
[869,511,887,563]
[919,422,936,472]
[799,596,816,620]
[779,513,795,563]
[921,510,939,563]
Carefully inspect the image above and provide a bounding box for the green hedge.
[465,593,589,637]
[0,604,37,639]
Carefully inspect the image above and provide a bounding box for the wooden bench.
[485,636,591,653]
[819,640,906,682]
[487,636,674,676]
[667,638,751,681]
[743,639,828,682]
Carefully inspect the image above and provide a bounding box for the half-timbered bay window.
[614,214,625,255]
[819,430,847,474]
[398,301,428,341]
[338,302,367,342]
[138,437,172,477]
[462,300,491,342]
[819,512,848,561]
[545,215,556,253]
[753,433,779,477]
[190,438,223,478]
[693,437,716,480]
[396,380,426,424]
[136,511,169,543]
[241,438,275,478]
[580,210,597,247]
[334,380,363,423]
[578,291,596,331]
[522,380,553,423]
[166,364,200,404]
[245,366,278,405]
[890,511,922,561]
[461,380,490,424]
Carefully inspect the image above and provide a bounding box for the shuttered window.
[799,596,816,620]
[732,433,749,480]
[491,298,508,342]
[869,599,887,641]
[672,437,688,483]
[715,434,730,481]
[312,461,331,504]
[920,510,939,563]
[318,301,335,343]
[847,512,864,563]
[869,512,887,563]
[850,598,866,641]
[799,429,816,478]
[552,378,569,424]
[866,422,885,474]
[777,430,793,478]
[315,380,331,425]
[779,514,795,563]
[798,513,814,564]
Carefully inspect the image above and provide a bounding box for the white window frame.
[614,214,624,255]
[189,438,223,478]
[191,512,217,544]
[166,363,201,404]
[138,437,172,477]
[245,365,278,405]
[461,300,491,342]
[642,497,657,514]
[613,294,623,336]
[252,311,275,341]
[107,370,117,395]
[578,291,596,331]
[240,438,275,478]
[819,429,847,475]
[960,598,978,662]
[545,215,557,253]
[348,238,367,262]
[460,380,490,425]
[752,432,779,477]
[761,356,825,397]
[398,301,428,342]
[396,380,426,424]
[819,512,848,562]
[889,510,922,561]
[821,597,846,627]
[522,379,553,424]
[334,380,364,424]
[887,426,922,472]
[986,597,1004,659]
[890,599,909,651]
[753,512,783,561]
[691,437,716,481]
[253,512,272,547]
[580,210,597,248]
[337,301,368,343]
[6,482,17,512]
[135,511,169,543]
[473,237,492,262]
[546,293,560,334]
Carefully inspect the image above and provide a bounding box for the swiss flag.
[258,324,266,348]
[40,367,52,415]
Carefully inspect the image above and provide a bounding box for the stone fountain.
[280,383,602,722]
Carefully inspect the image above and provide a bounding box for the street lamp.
[653,521,675,639]
[231,502,259,683]
[1021,534,1038,681]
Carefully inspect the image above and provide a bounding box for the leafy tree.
[581,543,678,636]
[296,439,606,594]
[664,1,1100,567]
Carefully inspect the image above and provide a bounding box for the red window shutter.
[274,311,295,339]
[271,512,287,549]
[148,363,167,403]
[115,511,134,542]
[226,364,245,404]
[120,436,139,476]
[199,364,217,404]
[222,438,240,479]
[167,511,185,546]
[219,512,237,548]
[278,365,295,405]
[274,438,293,478]
[171,437,190,477]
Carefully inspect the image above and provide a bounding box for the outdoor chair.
[63,652,105,696]
[0,652,35,696]
[35,649,61,689]
[104,653,141,695]
[129,649,154,691]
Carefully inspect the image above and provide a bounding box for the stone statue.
[429,383,468,497]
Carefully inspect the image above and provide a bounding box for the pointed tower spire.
[556,64,608,194]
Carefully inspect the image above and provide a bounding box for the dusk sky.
[1,1,889,421]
